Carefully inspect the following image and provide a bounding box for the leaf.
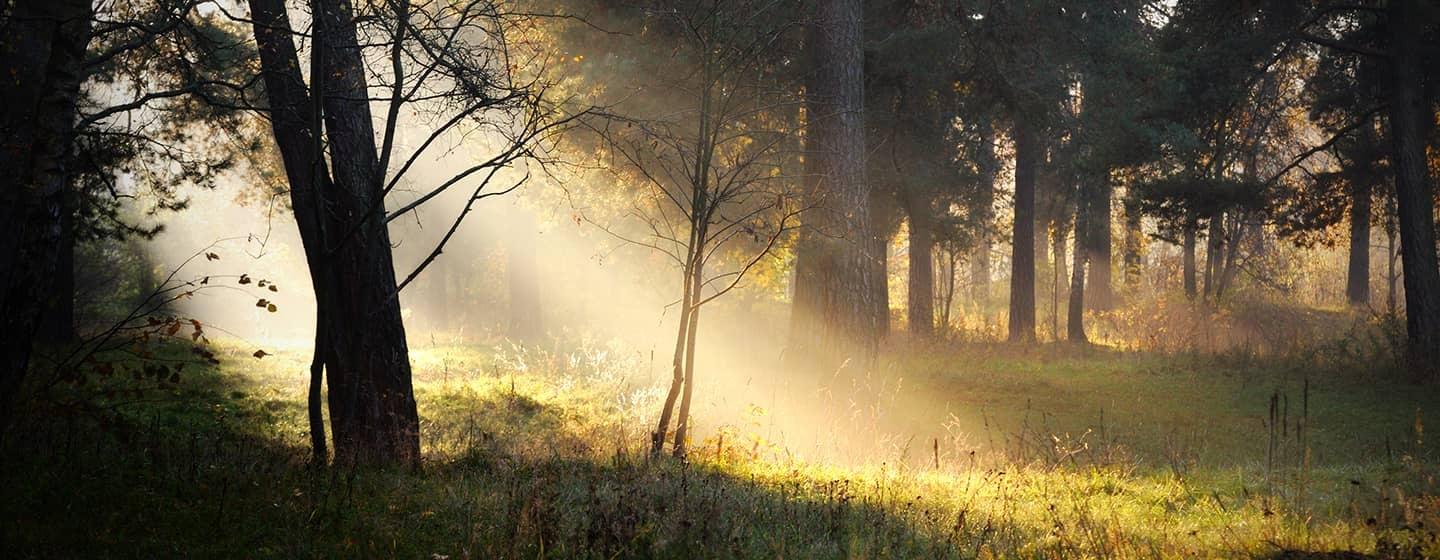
[267,303,277,313]
[239,274,252,285]
[256,298,268,308]
[253,349,269,359]
[268,284,278,292]
[205,252,219,261]
[200,276,210,285]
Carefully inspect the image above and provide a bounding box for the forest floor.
[4,335,1439,559]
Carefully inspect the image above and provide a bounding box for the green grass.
[3,338,1438,559]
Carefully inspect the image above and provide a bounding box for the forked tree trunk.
[1347,180,1372,307]
[1385,0,1440,373]
[249,0,419,465]
[1007,119,1038,342]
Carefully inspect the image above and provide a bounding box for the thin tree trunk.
[1050,225,1065,341]
[1008,119,1038,342]
[1385,0,1440,373]
[1203,216,1223,301]
[1347,181,1372,307]
[1068,190,1090,343]
[971,126,996,301]
[671,252,703,458]
[1182,220,1197,300]
[1386,201,1398,315]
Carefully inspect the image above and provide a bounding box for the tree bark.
[906,199,934,337]
[1007,119,1038,342]
[1085,177,1113,310]
[1050,223,1066,341]
[1203,216,1223,301]
[1384,0,1440,373]
[1122,192,1143,287]
[1347,181,1372,307]
[40,203,76,343]
[789,0,876,362]
[1182,220,1197,300]
[0,0,92,430]
[1067,189,1090,343]
[249,0,419,465]
[971,126,997,301]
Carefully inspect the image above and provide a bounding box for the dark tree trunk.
[1385,0,1440,372]
[1203,216,1223,301]
[1122,193,1143,287]
[1050,223,1066,341]
[40,204,77,343]
[790,0,876,361]
[1347,180,1372,307]
[1067,190,1090,343]
[971,126,997,301]
[1085,178,1112,310]
[1182,220,1197,300]
[0,0,92,430]
[1007,119,1038,342]
[906,199,934,337]
[249,0,419,465]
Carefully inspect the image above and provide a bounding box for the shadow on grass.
[1,347,1428,559]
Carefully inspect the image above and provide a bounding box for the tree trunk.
[671,253,703,458]
[790,0,876,362]
[1007,119,1038,342]
[40,203,76,343]
[1203,216,1223,301]
[249,0,419,465]
[1122,192,1143,287]
[1050,224,1066,341]
[1067,189,1090,343]
[1182,220,1197,300]
[0,0,92,430]
[1385,0,1440,373]
[1347,181,1372,307]
[906,201,935,337]
[1085,177,1113,310]
[1386,201,1398,316]
[971,126,997,301]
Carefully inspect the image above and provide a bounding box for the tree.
[0,0,94,430]
[559,0,804,458]
[246,0,565,463]
[790,0,878,360]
